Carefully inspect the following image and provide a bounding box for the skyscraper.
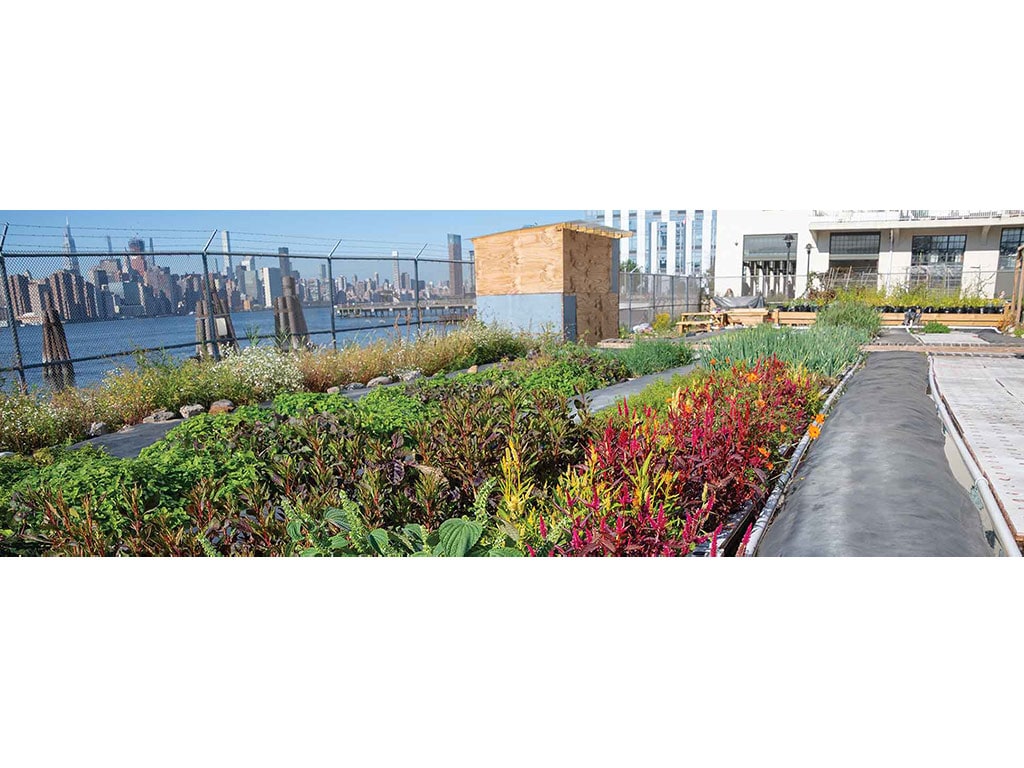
[222,231,233,277]
[127,237,147,276]
[392,250,401,297]
[278,247,292,278]
[447,234,463,298]
[261,266,283,307]
[62,218,80,275]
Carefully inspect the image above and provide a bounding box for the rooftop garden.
[1,314,870,557]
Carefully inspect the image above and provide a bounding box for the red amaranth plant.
[545,357,820,556]
[551,504,698,557]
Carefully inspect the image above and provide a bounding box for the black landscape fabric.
[758,352,992,556]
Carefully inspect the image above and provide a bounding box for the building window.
[742,233,799,261]
[1000,227,1023,269]
[830,232,881,256]
[911,234,966,265]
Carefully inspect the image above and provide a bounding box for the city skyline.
[0,210,583,283]
[2,236,472,326]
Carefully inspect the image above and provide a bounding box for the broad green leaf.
[286,520,303,542]
[367,529,391,556]
[324,507,348,527]
[436,517,483,557]
[328,533,351,550]
[402,523,427,547]
[488,547,524,557]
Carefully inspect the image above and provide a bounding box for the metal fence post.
[0,224,27,391]
[622,272,630,329]
[413,245,426,331]
[327,240,341,350]
[201,231,221,361]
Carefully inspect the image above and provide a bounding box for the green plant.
[703,325,865,379]
[920,322,951,334]
[614,372,697,416]
[814,300,882,337]
[0,388,82,454]
[652,313,672,333]
[0,454,43,539]
[604,339,694,377]
[272,392,355,418]
[293,322,537,390]
[7,446,217,553]
[355,386,433,439]
[214,345,304,401]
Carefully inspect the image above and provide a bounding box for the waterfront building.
[107,280,147,317]
[278,247,292,279]
[28,282,51,317]
[448,234,464,298]
[6,273,32,317]
[260,266,283,308]
[127,237,148,276]
[93,258,124,285]
[95,287,116,320]
[713,210,1024,300]
[46,270,95,322]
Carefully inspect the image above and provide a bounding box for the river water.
[0,307,445,388]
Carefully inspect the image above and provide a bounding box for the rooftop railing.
[812,210,1024,223]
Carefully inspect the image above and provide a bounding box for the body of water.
[0,307,448,389]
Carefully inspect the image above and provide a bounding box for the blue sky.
[0,210,584,282]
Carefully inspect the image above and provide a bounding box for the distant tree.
[621,259,640,273]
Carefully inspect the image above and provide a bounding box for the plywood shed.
[471,221,631,343]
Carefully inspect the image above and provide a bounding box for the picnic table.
[675,312,722,335]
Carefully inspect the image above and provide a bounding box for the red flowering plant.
[527,357,822,557]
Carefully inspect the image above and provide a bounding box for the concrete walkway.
[932,356,1024,544]
[584,364,697,413]
[72,421,181,459]
[757,352,992,556]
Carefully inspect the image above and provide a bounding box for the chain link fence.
[618,272,705,328]
[4,218,1017,393]
[0,225,476,389]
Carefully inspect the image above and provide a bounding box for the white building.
[714,210,1024,300]
[586,210,716,275]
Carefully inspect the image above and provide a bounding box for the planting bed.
[756,352,993,557]
[0,314,888,557]
[0,337,710,556]
[773,307,1008,329]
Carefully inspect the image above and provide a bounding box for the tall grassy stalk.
[702,325,865,379]
[814,301,882,336]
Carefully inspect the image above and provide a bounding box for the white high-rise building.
[589,210,716,275]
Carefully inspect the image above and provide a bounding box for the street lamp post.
[805,242,813,295]
[782,234,794,301]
